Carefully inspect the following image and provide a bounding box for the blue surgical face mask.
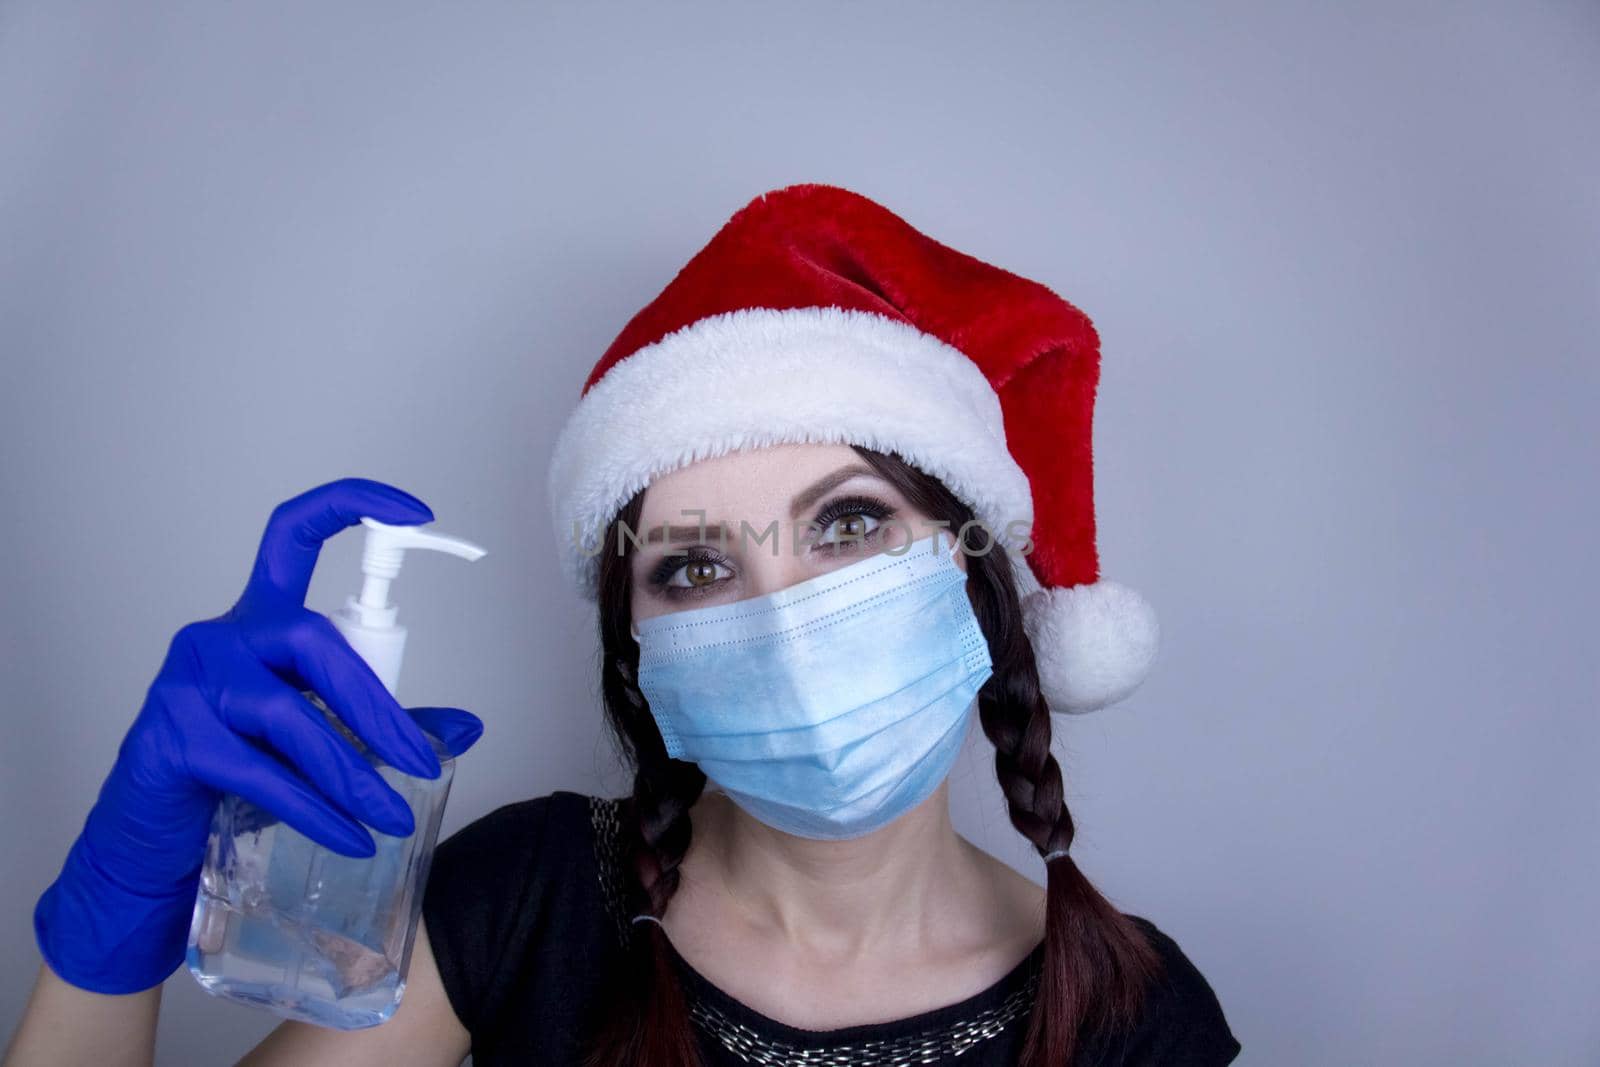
[631,530,994,840]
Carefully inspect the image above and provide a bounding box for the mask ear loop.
[934,526,964,565]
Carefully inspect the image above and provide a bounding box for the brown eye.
[818,510,880,546]
[668,557,732,589]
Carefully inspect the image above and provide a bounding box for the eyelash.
[811,494,894,544]
[645,494,897,599]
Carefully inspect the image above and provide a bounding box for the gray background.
[2,2,1596,1064]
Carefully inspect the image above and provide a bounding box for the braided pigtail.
[581,489,707,1067]
[965,541,1165,1065]
[853,446,1165,1067]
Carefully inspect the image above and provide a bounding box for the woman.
[10,183,1240,1065]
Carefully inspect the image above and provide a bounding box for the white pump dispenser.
[329,517,487,696]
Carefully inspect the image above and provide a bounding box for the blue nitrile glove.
[33,477,486,995]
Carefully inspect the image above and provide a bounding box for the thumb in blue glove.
[34,477,486,995]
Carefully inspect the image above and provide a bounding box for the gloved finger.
[245,478,434,604]
[283,609,441,780]
[214,655,417,837]
[175,695,377,857]
[407,707,485,758]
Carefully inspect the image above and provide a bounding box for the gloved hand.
[33,477,486,995]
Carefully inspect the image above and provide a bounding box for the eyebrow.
[642,523,734,545]
[638,464,882,545]
[788,463,878,520]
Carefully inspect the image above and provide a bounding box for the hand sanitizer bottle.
[186,516,486,1029]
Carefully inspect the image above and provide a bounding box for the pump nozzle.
[330,516,487,696]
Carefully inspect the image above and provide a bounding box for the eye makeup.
[641,492,900,602]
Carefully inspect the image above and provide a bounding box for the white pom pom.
[1021,579,1159,714]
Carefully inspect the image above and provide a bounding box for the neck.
[689,781,981,962]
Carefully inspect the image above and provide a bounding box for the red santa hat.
[546,182,1158,713]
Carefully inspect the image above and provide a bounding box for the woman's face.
[629,442,967,628]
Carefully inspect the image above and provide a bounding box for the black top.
[422,790,1241,1066]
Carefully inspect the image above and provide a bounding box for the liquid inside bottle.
[186,695,454,1029]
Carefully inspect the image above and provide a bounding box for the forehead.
[637,442,870,526]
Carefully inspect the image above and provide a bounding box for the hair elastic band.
[631,913,665,928]
[1042,848,1071,863]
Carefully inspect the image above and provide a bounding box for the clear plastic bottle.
[186,517,485,1029]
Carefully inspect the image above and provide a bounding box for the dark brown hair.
[581,445,1164,1067]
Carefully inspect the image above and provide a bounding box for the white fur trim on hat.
[546,304,1036,601]
[1021,579,1160,713]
